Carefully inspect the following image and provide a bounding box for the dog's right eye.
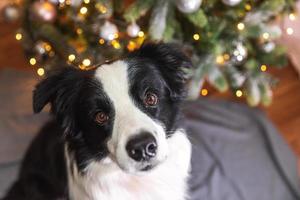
[144,92,158,107]
[95,112,109,125]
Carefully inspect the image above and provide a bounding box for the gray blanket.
[0,68,299,199]
[183,100,300,200]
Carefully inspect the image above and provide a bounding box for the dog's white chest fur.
[67,131,191,200]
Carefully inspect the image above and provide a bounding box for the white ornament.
[100,21,118,40]
[3,4,20,22]
[222,0,242,6]
[126,22,140,37]
[48,0,59,4]
[262,41,275,53]
[176,0,202,13]
[70,0,82,7]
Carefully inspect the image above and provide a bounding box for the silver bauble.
[2,4,20,22]
[48,0,60,4]
[261,41,275,53]
[31,1,57,23]
[126,22,140,37]
[70,0,83,7]
[100,21,118,41]
[222,0,242,6]
[176,0,202,13]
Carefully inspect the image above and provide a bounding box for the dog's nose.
[126,133,157,162]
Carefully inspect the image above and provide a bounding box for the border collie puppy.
[4,43,192,200]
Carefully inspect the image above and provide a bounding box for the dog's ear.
[130,43,192,100]
[33,67,85,132]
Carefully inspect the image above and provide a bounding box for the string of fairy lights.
[13,0,146,77]
[192,3,298,98]
[8,0,299,100]
[15,26,146,76]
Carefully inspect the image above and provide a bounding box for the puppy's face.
[33,43,191,174]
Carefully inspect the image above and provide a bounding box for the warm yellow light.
[223,54,230,61]
[201,89,208,96]
[262,32,270,40]
[82,58,91,66]
[245,4,252,11]
[83,0,90,4]
[127,41,137,51]
[193,33,200,41]
[286,27,294,35]
[65,0,71,5]
[138,31,145,37]
[37,68,45,76]
[68,54,76,62]
[80,6,88,15]
[96,4,107,14]
[76,28,83,34]
[236,90,243,97]
[59,0,65,3]
[114,33,119,39]
[99,38,105,44]
[260,64,267,72]
[29,58,37,65]
[111,40,121,49]
[237,23,245,31]
[216,55,225,64]
[289,13,296,21]
[44,44,52,51]
[15,33,22,40]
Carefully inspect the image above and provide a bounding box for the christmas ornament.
[127,22,140,37]
[48,0,60,4]
[2,4,20,22]
[176,0,202,13]
[231,42,248,64]
[222,0,242,6]
[31,1,57,23]
[100,21,118,41]
[70,0,83,8]
[261,41,275,53]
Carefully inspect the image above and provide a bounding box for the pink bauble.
[31,1,57,23]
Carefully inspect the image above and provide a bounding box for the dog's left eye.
[144,92,158,107]
[95,112,109,125]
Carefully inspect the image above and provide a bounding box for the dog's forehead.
[94,60,130,106]
[95,60,128,85]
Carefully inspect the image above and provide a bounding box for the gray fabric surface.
[183,100,300,200]
[0,69,49,196]
[0,68,299,199]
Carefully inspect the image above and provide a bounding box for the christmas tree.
[4,0,298,106]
